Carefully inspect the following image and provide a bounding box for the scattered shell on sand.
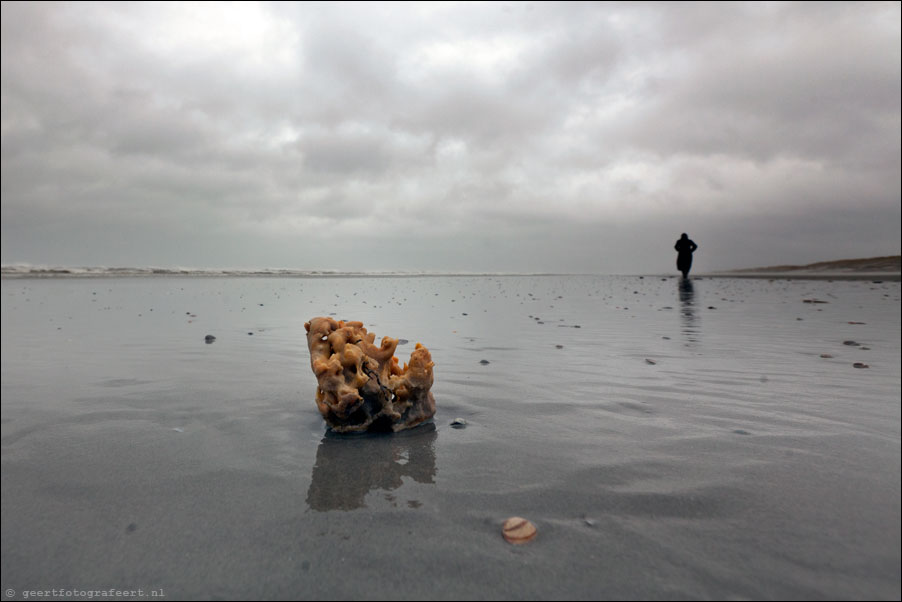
[450,418,468,429]
[502,516,537,545]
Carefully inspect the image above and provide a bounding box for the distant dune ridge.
[729,255,901,274]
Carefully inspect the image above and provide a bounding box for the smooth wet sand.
[2,275,900,600]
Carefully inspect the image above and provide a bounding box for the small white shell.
[502,517,537,544]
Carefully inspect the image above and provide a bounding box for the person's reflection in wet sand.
[306,423,437,511]
[678,278,700,344]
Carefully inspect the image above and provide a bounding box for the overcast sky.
[2,1,899,274]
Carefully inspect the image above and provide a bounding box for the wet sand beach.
[2,275,900,600]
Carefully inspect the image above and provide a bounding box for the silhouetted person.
[674,233,698,278]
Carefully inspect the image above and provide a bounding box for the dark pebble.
[843,340,859,346]
[555,344,564,349]
[853,363,869,369]
[645,358,656,365]
[204,335,216,344]
[479,359,490,365]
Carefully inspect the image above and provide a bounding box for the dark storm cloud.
[1,1,899,272]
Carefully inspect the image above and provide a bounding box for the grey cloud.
[2,1,899,272]
[599,3,901,164]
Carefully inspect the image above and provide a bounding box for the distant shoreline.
[2,255,899,281]
[701,255,901,282]
[721,255,900,273]
[0,267,565,279]
[700,271,900,282]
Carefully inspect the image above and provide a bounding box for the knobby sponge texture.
[304,317,436,432]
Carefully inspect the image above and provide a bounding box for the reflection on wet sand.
[679,278,699,343]
[306,423,437,511]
